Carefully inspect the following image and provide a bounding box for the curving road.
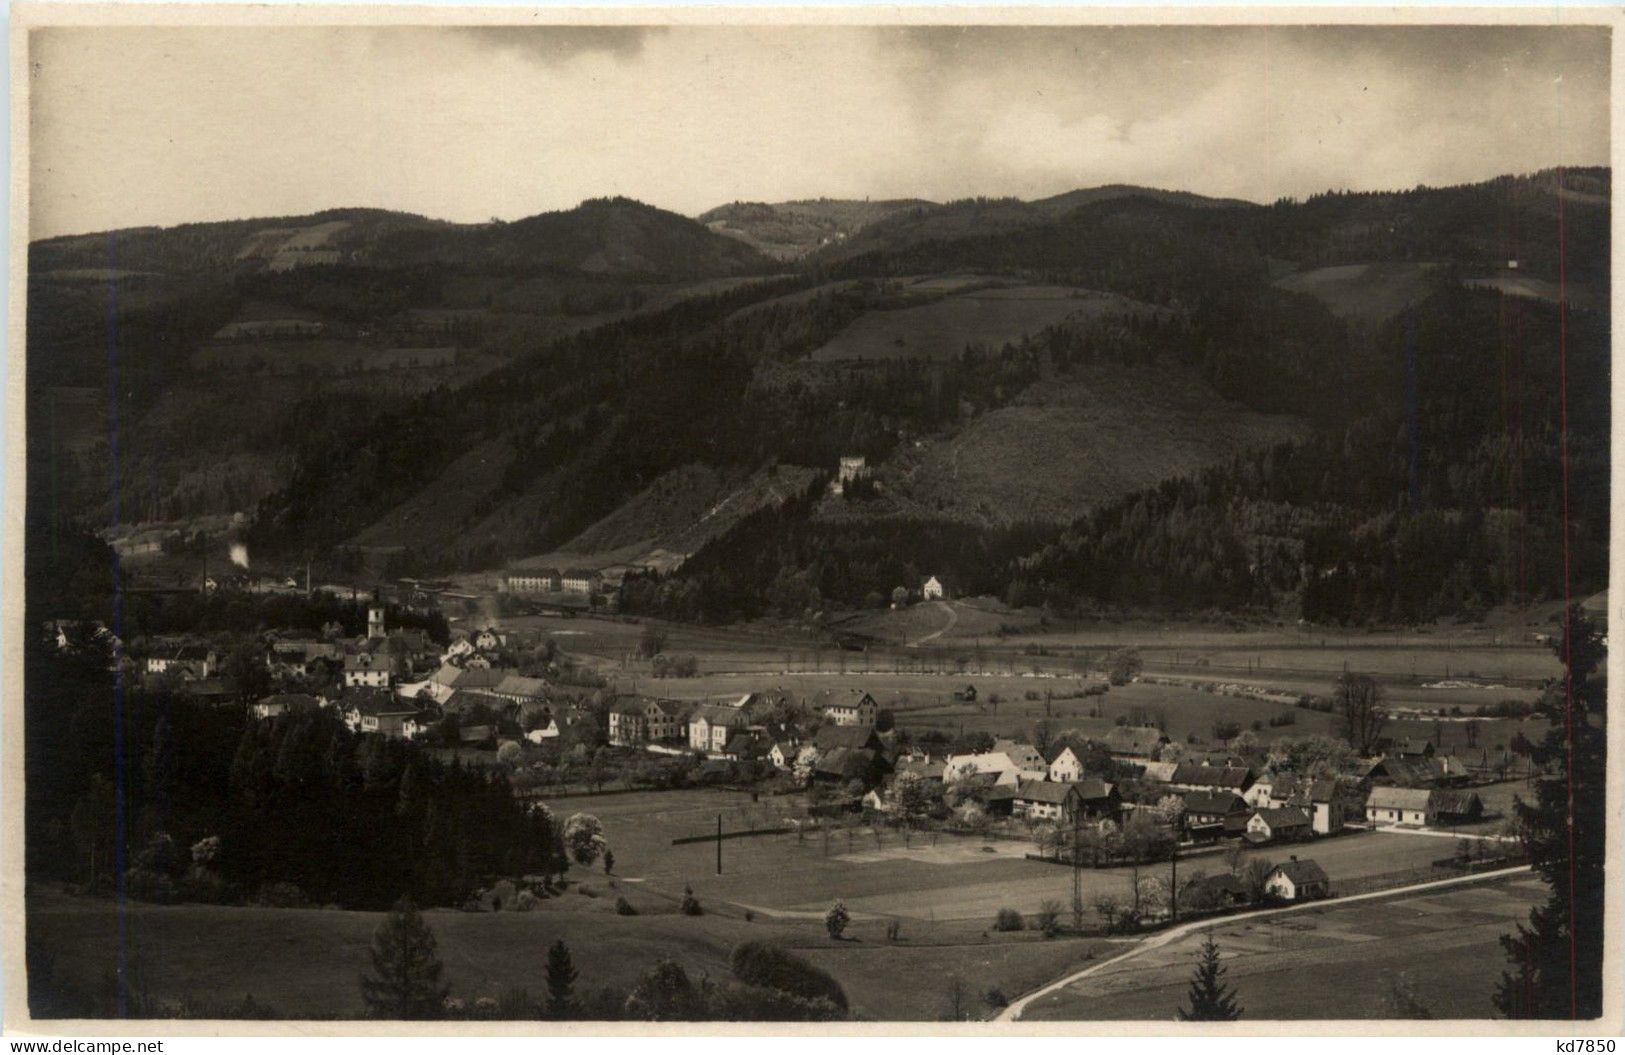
[994,864,1532,1021]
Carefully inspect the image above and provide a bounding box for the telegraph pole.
[1071,812,1082,929]
[716,814,723,875]
[1169,830,1179,923]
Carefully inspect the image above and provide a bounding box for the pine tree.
[1495,607,1606,1019]
[359,897,449,1019]
[1178,934,1241,1021]
[545,940,578,1018]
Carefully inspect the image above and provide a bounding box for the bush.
[729,941,849,1011]
[254,881,308,908]
[577,884,599,899]
[824,900,850,939]
[708,982,846,1021]
[1034,899,1063,937]
[993,907,1025,932]
[513,890,538,912]
[984,987,1009,1009]
[614,896,638,916]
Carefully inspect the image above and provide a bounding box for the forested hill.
[33,169,1609,626]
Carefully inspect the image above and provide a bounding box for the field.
[1020,874,1545,1020]
[1273,262,1440,324]
[872,365,1306,524]
[1465,273,1607,312]
[808,285,1165,362]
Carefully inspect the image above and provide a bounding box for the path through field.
[908,601,958,647]
[996,865,1533,1021]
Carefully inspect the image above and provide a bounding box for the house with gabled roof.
[1181,790,1249,833]
[1014,778,1120,824]
[1269,775,1348,835]
[992,739,1048,779]
[341,690,417,737]
[1264,856,1330,901]
[609,695,687,746]
[813,724,884,754]
[1366,786,1433,826]
[343,650,394,689]
[251,692,324,720]
[689,702,747,754]
[943,750,1022,787]
[1244,807,1313,844]
[813,689,878,727]
[492,674,549,706]
[1048,745,1086,783]
[1171,763,1255,794]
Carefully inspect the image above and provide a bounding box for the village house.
[1183,872,1250,909]
[1367,787,1484,827]
[608,695,687,746]
[147,644,217,680]
[922,575,948,601]
[1366,786,1433,826]
[1268,775,1348,835]
[1180,790,1249,838]
[1013,780,1079,822]
[813,724,886,755]
[251,692,324,720]
[1138,759,1180,784]
[689,703,748,754]
[1171,763,1256,795]
[343,651,394,689]
[1047,745,1085,783]
[814,689,877,727]
[722,731,773,762]
[812,747,883,788]
[491,673,549,707]
[1244,806,1313,844]
[342,692,418,737]
[895,756,946,783]
[1264,857,1330,901]
[992,739,1049,780]
[525,717,561,744]
[943,749,1023,787]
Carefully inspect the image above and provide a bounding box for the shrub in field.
[1034,900,1063,937]
[824,900,850,939]
[984,987,1009,1009]
[513,890,538,912]
[577,884,599,899]
[254,881,309,908]
[993,907,1025,932]
[729,941,849,1011]
[615,896,638,916]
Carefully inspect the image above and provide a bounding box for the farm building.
[922,575,948,600]
[491,674,550,706]
[1171,763,1255,795]
[813,724,885,754]
[1181,791,1249,838]
[813,747,884,788]
[944,749,1023,787]
[1264,857,1330,901]
[1366,787,1433,826]
[608,695,687,746]
[1139,760,1179,783]
[1245,807,1313,844]
[251,692,325,720]
[342,691,417,737]
[147,644,217,680]
[1428,789,1485,825]
[814,689,878,726]
[1013,780,1078,822]
[1183,872,1250,910]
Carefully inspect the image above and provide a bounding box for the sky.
[27,23,1612,239]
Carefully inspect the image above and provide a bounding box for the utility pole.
[1071,811,1082,929]
[716,813,723,875]
[1169,831,1179,923]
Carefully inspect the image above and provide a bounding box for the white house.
[343,651,393,689]
[1366,787,1432,827]
[561,569,602,595]
[815,689,877,727]
[1263,857,1330,901]
[689,704,744,754]
[1048,746,1085,783]
[922,575,946,601]
[993,739,1048,780]
[943,751,1022,787]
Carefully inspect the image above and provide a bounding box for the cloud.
[27,24,1610,239]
